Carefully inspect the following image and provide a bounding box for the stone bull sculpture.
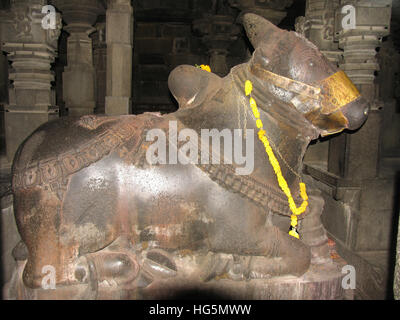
[5,14,369,299]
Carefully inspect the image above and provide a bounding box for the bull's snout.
[340,96,370,130]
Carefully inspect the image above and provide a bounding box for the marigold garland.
[245,80,308,239]
[196,64,211,72]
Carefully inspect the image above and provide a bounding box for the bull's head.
[242,13,369,136]
[168,13,369,138]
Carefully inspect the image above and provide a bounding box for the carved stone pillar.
[337,0,392,101]
[0,0,61,162]
[105,0,133,115]
[296,0,342,65]
[304,1,394,299]
[193,14,240,77]
[328,0,392,180]
[92,21,106,114]
[296,1,342,168]
[54,0,103,116]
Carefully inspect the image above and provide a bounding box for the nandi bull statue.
[4,14,369,300]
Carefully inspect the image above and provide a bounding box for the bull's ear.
[242,13,281,48]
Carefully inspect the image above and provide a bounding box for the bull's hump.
[12,114,164,192]
[17,115,125,166]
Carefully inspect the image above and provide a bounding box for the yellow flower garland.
[245,80,308,239]
[196,64,211,72]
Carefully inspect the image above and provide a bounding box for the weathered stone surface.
[141,261,351,300]
[105,0,133,115]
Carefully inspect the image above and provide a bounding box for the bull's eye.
[309,62,314,67]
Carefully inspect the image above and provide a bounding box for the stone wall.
[133,21,204,114]
[132,0,248,114]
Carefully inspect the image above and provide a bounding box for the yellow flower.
[244,79,309,239]
[200,64,211,72]
[300,182,308,201]
[289,228,300,239]
[245,80,253,96]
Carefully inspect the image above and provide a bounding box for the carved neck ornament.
[249,64,361,116]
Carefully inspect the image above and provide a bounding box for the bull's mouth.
[340,96,370,130]
[306,95,370,137]
[249,63,370,135]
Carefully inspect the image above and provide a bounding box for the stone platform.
[4,237,352,300]
[4,259,352,300]
[139,261,352,300]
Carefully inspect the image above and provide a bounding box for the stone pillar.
[289,1,394,299]
[193,14,240,77]
[337,0,392,101]
[296,0,342,65]
[327,0,392,180]
[54,31,68,116]
[0,0,61,162]
[105,0,133,115]
[296,1,341,168]
[54,0,103,116]
[92,20,107,114]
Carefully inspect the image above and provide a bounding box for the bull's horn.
[242,13,281,48]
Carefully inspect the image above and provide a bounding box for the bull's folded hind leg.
[13,188,83,291]
[13,187,135,299]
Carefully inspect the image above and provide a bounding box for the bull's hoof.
[142,249,178,279]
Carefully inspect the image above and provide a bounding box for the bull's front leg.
[206,205,311,279]
[242,225,311,278]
